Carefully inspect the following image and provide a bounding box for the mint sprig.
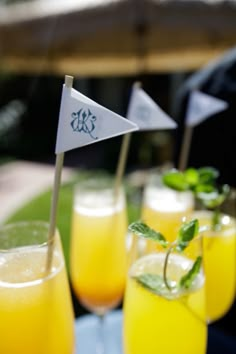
[179,256,202,289]
[195,183,230,209]
[162,170,189,191]
[134,273,164,295]
[176,219,199,252]
[130,219,202,296]
[128,221,167,248]
[198,167,219,185]
[134,256,202,296]
[162,167,230,231]
[162,167,219,192]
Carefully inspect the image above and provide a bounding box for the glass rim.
[192,210,236,237]
[73,178,126,208]
[144,168,193,196]
[0,220,56,253]
[193,210,236,224]
[0,220,63,287]
[73,177,125,190]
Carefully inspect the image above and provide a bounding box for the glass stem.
[96,314,105,354]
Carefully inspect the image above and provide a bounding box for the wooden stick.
[114,132,132,198]
[113,81,141,198]
[46,75,74,272]
[178,125,193,171]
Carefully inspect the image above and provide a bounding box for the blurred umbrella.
[1,0,236,76]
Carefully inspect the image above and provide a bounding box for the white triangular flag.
[55,85,138,154]
[186,90,228,127]
[126,87,177,130]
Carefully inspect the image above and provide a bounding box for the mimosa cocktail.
[194,210,236,322]
[142,169,194,242]
[0,221,75,354]
[70,177,128,315]
[124,219,207,354]
[123,253,207,354]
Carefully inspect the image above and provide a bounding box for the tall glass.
[141,168,194,243]
[123,228,207,354]
[0,221,75,354]
[193,203,236,322]
[70,176,128,353]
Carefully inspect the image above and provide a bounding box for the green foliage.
[130,219,202,296]
[179,256,202,289]
[135,256,203,296]
[176,219,199,252]
[128,221,167,247]
[196,184,230,209]
[135,273,164,295]
[163,167,230,230]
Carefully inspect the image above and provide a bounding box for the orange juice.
[123,253,207,354]
[142,185,194,242]
[194,211,236,322]
[0,240,75,354]
[70,188,127,314]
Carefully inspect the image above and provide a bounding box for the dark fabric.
[208,326,236,354]
[174,47,236,187]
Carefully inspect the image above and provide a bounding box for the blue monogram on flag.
[71,108,98,140]
[135,105,151,121]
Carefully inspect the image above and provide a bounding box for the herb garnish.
[162,167,230,231]
[128,219,202,297]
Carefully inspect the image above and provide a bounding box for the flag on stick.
[127,86,177,130]
[178,90,228,171]
[47,76,138,271]
[114,82,177,196]
[185,90,228,127]
[55,84,138,154]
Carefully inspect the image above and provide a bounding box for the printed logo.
[135,105,151,122]
[71,108,98,140]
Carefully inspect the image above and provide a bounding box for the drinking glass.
[123,223,207,354]
[70,175,128,353]
[141,167,194,243]
[0,221,75,354]
[192,190,236,323]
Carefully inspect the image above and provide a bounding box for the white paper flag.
[55,85,138,154]
[186,90,228,127]
[127,87,177,130]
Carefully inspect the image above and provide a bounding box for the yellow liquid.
[123,253,207,354]
[0,245,75,354]
[194,211,236,322]
[142,186,193,242]
[70,196,127,313]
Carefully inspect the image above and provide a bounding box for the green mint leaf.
[162,166,220,194]
[184,168,199,188]
[176,219,199,252]
[196,184,230,209]
[134,273,164,295]
[194,183,215,194]
[179,256,202,289]
[198,167,219,185]
[128,221,167,247]
[162,170,190,191]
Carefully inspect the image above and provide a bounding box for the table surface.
[75,311,123,354]
[74,310,236,354]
